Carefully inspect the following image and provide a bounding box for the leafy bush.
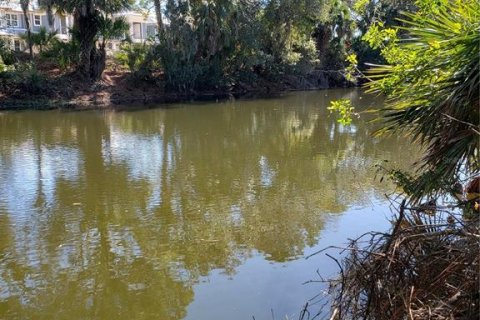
[0,62,47,95]
[327,99,356,125]
[19,63,45,93]
[114,42,159,79]
[159,18,202,92]
[42,38,80,71]
[290,38,320,74]
[21,27,57,54]
[159,0,327,93]
[0,37,17,66]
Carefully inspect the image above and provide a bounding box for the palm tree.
[91,15,129,78]
[52,0,133,80]
[29,27,57,53]
[97,15,129,50]
[366,0,480,201]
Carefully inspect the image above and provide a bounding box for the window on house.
[34,15,41,26]
[107,43,113,50]
[13,39,21,51]
[132,23,141,39]
[6,14,19,27]
[146,25,156,38]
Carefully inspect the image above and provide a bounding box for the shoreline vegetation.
[0,64,350,110]
[1,0,362,111]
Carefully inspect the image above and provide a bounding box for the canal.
[0,89,416,319]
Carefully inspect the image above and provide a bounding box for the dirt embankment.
[0,69,348,110]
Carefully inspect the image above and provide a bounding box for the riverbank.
[321,200,479,319]
[0,68,349,110]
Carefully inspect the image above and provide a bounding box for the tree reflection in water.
[0,89,417,319]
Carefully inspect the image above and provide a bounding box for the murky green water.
[0,89,416,319]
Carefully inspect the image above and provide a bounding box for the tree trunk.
[313,24,332,69]
[46,3,55,32]
[90,45,106,81]
[78,32,95,78]
[20,0,33,58]
[153,0,163,39]
[74,1,100,80]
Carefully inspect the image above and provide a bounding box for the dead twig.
[314,201,479,319]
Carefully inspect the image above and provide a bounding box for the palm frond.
[365,0,480,201]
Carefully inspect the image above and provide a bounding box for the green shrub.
[0,37,17,66]
[0,61,47,95]
[114,42,159,79]
[42,38,80,70]
[115,43,147,73]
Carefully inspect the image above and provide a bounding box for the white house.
[0,1,73,51]
[0,1,157,52]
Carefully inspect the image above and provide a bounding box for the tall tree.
[153,0,163,38]
[20,0,33,58]
[93,15,129,78]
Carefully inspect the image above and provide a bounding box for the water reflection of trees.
[0,90,417,319]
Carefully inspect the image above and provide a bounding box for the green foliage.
[0,37,16,67]
[159,2,201,92]
[115,42,158,78]
[19,63,45,93]
[327,99,356,125]
[0,57,11,72]
[366,0,480,201]
[97,15,130,46]
[42,38,80,71]
[159,0,328,92]
[0,62,47,94]
[353,0,370,14]
[262,0,327,65]
[344,53,358,82]
[311,0,357,70]
[161,0,248,91]
[348,0,418,69]
[333,0,480,205]
[415,0,448,15]
[51,0,134,79]
[22,27,57,54]
[53,0,135,15]
[362,22,397,50]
